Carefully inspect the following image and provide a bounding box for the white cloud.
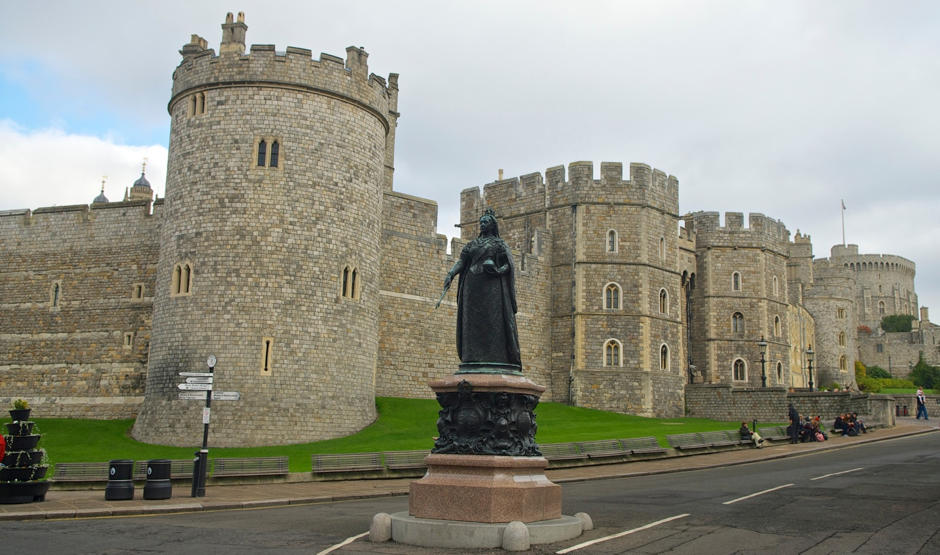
[0,121,166,210]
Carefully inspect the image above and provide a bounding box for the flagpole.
[841,199,846,246]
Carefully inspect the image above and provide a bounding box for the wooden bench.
[667,432,711,451]
[620,436,668,455]
[312,452,383,474]
[722,430,754,447]
[538,442,586,461]
[132,459,196,480]
[579,439,629,458]
[212,456,288,477]
[383,450,429,470]
[760,426,790,442]
[699,430,740,448]
[53,462,110,482]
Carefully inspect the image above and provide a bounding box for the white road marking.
[722,483,794,505]
[810,467,864,481]
[555,513,691,554]
[317,531,369,555]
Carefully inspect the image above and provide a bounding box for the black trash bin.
[105,459,134,500]
[143,459,172,500]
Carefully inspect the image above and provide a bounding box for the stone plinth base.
[409,453,561,523]
[388,512,584,549]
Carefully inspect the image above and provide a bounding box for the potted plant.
[9,399,30,422]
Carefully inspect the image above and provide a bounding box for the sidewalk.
[2,417,936,521]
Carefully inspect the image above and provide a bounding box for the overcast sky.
[1,1,938,317]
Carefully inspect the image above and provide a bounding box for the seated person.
[851,412,867,434]
[844,413,860,436]
[834,414,846,436]
[801,417,815,442]
[739,422,764,447]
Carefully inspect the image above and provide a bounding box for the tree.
[908,353,940,389]
[867,366,891,379]
[881,314,916,332]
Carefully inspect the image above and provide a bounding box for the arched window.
[172,264,181,295]
[51,282,61,308]
[182,264,192,294]
[257,140,267,167]
[773,276,779,296]
[838,331,846,346]
[839,355,847,372]
[604,339,621,367]
[604,283,621,310]
[606,230,617,253]
[879,301,885,315]
[660,344,669,371]
[733,358,747,381]
[659,237,666,262]
[659,289,668,314]
[774,315,781,337]
[171,263,193,296]
[341,265,359,300]
[732,312,745,334]
[270,140,279,168]
[732,272,741,291]
[776,361,783,381]
[191,95,197,116]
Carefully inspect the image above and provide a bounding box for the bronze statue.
[442,208,521,374]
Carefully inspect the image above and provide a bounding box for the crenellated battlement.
[0,199,160,229]
[460,161,680,225]
[823,244,916,277]
[170,13,398,130]
[686,210,791,252]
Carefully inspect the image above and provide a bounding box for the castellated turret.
[132,13,400,446]
[685,211,793,388]
[460,161,687,417]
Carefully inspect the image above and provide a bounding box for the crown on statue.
[481,207,496,221]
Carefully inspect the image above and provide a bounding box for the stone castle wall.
[686,384,895,425]
[375,191,554,400]
[0,201,162,418]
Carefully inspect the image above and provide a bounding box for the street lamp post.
[758,336,768,388]
[807,346,815,392]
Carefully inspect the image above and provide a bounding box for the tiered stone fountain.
[1,402,50,504]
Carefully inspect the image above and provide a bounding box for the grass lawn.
[4,397,784,474]
[880,388,938,394]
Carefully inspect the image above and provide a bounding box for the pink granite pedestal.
[409,454,561,523]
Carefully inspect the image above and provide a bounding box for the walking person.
[916,388,929,420]
[788,403,800,444]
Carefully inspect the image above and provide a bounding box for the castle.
[1,14,936,446]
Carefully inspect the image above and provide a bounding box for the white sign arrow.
[186,377,213,384]
[178,383,213,391]
[179,391,241,401]
[179,372,214,378]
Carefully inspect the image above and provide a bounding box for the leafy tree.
[881,314,916,332]
[867,366,891,379]
[908,353,940,389]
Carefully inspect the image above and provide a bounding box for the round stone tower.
[805,259,858,389]
[133,13,399,446]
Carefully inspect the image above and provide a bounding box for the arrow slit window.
[261,337,273,375]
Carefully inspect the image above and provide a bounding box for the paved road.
[3,433,938,554]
